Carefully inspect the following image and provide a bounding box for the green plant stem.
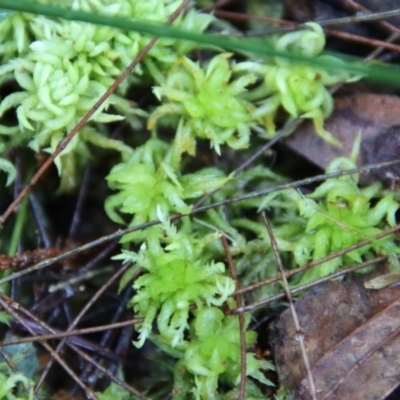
[1,197,28,295]
[8,199,27,257]
[1,0,400,84]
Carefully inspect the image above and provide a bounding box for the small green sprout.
[106,138,190,228]
[148,53,263,154]
[96,381,133,400]
[259,148,400,285]
[293,175,399,284]
[105,138,231,235]
[234,23,360,145]
[115,211,235,348]
[183,306,274,400]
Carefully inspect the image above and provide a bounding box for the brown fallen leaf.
[270,276,400,399]
[285,93,400,185]
[297,298,400,399]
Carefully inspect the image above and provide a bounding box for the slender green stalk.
[7,198,27,257]
[1,0,400,84]
[0,198,28,295]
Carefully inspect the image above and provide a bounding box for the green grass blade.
[1,0,400,85]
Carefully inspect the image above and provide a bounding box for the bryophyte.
[179,306,274,399]
[292,161,399,284]
[0,3,377,398]
[257,147,400,286]
[148,53,265,155]
[116,213,235,348]
[0,0,213,190]
[105,137,232,241]
[233,22,360,146]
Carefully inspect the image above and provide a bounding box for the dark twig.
[1,158,400,286]
[231,256,385,314]
[215,9,400,50]
[235,222,400,296]
[261,212,317,399]
[1,317,142,347]
[3,294,148,400]
[0,294,97,400]
[326,29,400,53]
[194,119,301,209]
[68,164,91,239]
[244,8,400,35]
[29,192,54,248]
[77,286,134,389]
[342,0,400,35]
[69,342,149,400]
[221,236,246,400]
[34,262,132,392]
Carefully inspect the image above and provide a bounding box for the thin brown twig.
[0,319,142,348]
[0,158,399,287]
[0,0,191,228]
[69,342,148,400]
[213,9,290,25]
[261,212,317,400]
[342,0,400,35]
[214,9,400,51]
[231,256,386,314]
[4,314,133,366]
[365,32,400,60]
[242,8,400,36]
[0,294,98,400]
[235,221,396,296]
[3,294,148,400]
[34,261,133,393]
[326,28,400,53]
[193,118,302,209]
[9,317,136,364]
[221,236,246,400]
[0,346,18,374]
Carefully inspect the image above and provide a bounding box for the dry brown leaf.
[270,277,400,399]
[285,94,400,184]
